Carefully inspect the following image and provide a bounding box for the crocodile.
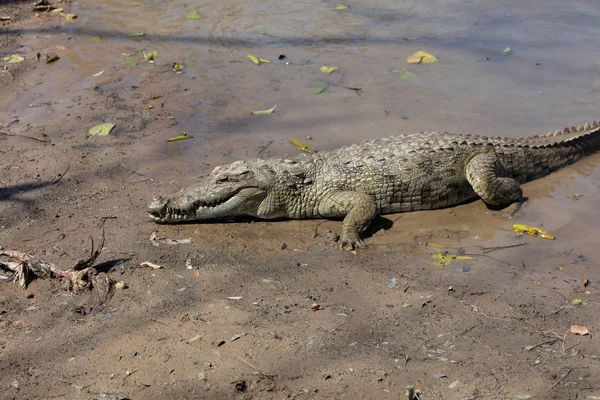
[147,122,600,248]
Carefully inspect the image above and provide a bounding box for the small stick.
[52,163,70,184]
[550,368,572,389]
[527,339,560,352]
[256,139,274,158]
[0,131,50,143]
[233,353,275,380]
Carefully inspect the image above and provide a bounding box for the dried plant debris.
[0,231,116,310]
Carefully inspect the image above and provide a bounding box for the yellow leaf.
[336,5,349,10]
[512,224,555,240]
[246,55,270,64]
[320,65,338,73]
[431,250,473,266]
[289,139,316,153]
[250,105,276,115]
[89,123,115,136]
[427,242,444,248]
[392,69,417,80]
[571,299,587,305]
[130,32,145,37]
[167,133,193,142]
[406,50,438,64]
[2,55,24,64]
[121,53,133,57]
[187,10,200,20]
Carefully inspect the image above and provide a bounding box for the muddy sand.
[1,1,600,399]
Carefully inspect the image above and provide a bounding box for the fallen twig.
[256,139,274,158]
[52,163,70,184]
[0,230,115,308]
[233,353,276,380]
[527,339,560,352]
[550,368,572,389]
[0,131,50,143]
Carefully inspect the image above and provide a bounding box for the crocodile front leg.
[466,153,523,207]
[317,190,377,249]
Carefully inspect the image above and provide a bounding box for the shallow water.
[5,0,600,250]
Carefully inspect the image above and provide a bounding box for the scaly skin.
[148,122,600,249]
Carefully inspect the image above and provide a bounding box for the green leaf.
[501,47,511,55]
[188,10,200,20]
[91,36,103,42]
[3,55,25,63]
[310,87,331,95]
[143,50,157,61]
[89,123,116,136]
[130,32,145,37]
[123,61,136,66]
[250,105,276,115]
[392,69,417,80]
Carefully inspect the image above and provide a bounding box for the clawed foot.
[503,197,528,218]
[339,233,368,251]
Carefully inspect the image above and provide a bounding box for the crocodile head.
[147,160,270,222]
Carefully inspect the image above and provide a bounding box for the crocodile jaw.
[147,187,267,222]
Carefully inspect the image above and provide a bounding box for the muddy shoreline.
[2,1,600,399]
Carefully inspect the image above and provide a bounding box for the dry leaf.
[193,270,200,278]
[583,276,589,287]
[149,231,157,241]
[227,296,243,300]
[406,50,438,64]
[140,261,163,269]
[311,303,324,311]
[570,325,589,336]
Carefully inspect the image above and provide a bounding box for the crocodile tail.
[497,122,600,182]
[521,121,600,150]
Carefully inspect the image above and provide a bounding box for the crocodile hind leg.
[466,153,524,211]
[318,190,377,249]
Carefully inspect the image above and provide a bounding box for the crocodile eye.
[216,177,228,183]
